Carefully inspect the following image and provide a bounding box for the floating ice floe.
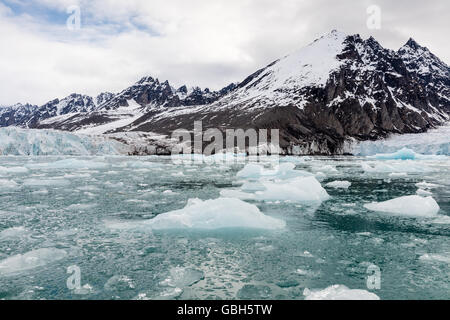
[221,176,330,202]
[415,181,439,189]
[0,179,19,189]
[23,178,70,187]
[368,148,447,160]
[364,195,440,217]
[0,248,67,276]
[361,161,432,173]
[303,285,380,300]
[160,267,204,288]
[416,189,432,197]
[0,166,28,174]
[236,163,312,180]
[419,253,450,264]
[325,180,351,189]
[66,203,97,211]
[27,158,108,170]
[109,198,285,230]
[0,226,28,240]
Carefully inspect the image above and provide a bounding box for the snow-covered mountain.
[2,30,449,154]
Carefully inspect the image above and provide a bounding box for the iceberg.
[27,159,108,170]
[368,148,447,160]
[325,181,351,189]
[236,163,312,180]
[303,285,380,300]
[419,253,450,264]
[0,248,67,276]
[0,166,28,174]
[0,226,28,240]
[221,176,330,202]
[160,267,204,288]
[0,179,19,189]
[361,161,432,173]
[364,195,440,217]
[109,198,285,230]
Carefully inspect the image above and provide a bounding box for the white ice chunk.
[0,166,28,174]
[361,161,432,173]
[236,163,312,180]
[23,178,70,187]
[325,181,351,189]
[160,267,204,288]
[236,164,264,179]
[0,248,67,276]
[109,198,285,230]
[419,253,450,264]
[0,226,28,240]
[28,159,108,170]
[364,195,440,217]
[368,148,446,160]
[221,176,329,203]
[0,179,19,189]
[303,285,380,300]
[416,189,432,197]
[415,181,439,189]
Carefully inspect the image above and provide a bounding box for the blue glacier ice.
[368,148,448,160]
[354,123,450,156]
[0,127,124,156]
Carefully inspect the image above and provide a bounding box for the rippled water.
[0,155,449,300]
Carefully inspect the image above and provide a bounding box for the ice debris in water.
[236,163,312,180]
[0,166,28,174]
[416,189,432,197]
[415,181,439,189]
[23,178,70,187]
[303,285,380,300]
[325,181,351,189]
[160,267,204,288]
[0,179,19,189]
[361,161,432,173]
[109,198,286,230]
[419,253,450,264]
[27,159,108,170]
[0,226,28,239]
[0,248,67,276]
[221,176,330,203]
[369,148,447,160]
[364,195,440,217]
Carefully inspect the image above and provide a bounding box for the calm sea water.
[0,155,449,300]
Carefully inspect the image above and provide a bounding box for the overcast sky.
[0,0,448,106]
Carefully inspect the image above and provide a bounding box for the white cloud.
[0,0,448,105]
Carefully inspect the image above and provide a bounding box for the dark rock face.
[121,32,449,154]
[0,103,38,128]
[2,31,449,155]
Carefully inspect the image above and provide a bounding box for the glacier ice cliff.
[0,127,125,156]
[354,123,450,156]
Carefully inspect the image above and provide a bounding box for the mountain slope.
[115,31,450,154]
[2,30,449,155]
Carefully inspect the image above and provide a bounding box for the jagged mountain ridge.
[0,77,237,133]
[114,30,449,154]
[1,30,449,154]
